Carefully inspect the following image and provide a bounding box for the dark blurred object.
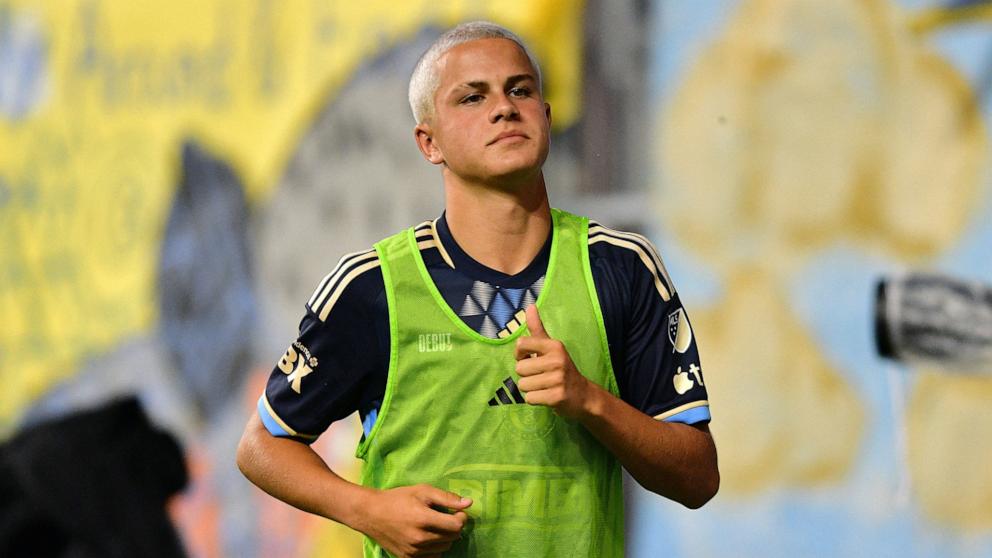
[875,272,992,370]
[158,140,257,421]
[0,397,188,558]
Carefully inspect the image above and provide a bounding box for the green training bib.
[358,209,624,557]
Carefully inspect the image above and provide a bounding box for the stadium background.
[1,0,991,556]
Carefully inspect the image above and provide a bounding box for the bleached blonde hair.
[408,21,544,124]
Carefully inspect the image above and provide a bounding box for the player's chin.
[486,166,543,188]
[488,153,547,181]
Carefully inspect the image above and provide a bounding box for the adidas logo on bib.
[487,377,525,406]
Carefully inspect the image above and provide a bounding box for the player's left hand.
[514,305,595,420]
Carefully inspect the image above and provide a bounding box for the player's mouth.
[488,131,529,145]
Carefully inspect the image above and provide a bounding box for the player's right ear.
[414,123,444,165]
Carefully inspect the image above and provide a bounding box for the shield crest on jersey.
[667,308,693,353]
[668,311,681,346]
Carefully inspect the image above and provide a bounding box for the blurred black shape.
[875,272,992,370]
[0,397,188,557]
[158,140,257,420]
[874,279,896,360]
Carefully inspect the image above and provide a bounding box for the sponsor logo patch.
[673,363,705,395]
[277,341,317,394]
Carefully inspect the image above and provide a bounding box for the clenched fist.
[358,484,472,558]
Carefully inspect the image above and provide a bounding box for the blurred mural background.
[1,0,991,556]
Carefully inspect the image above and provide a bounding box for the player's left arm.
[515,304,719,509]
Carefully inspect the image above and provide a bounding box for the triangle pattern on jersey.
[529,275,545,296]
[459,294,485,316]
[502,287,525,308]
[521,287,537,308]
[487,290,516,329]
[479,315,500,338]
[470,281,496,311]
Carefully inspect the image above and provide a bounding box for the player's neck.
[443,173,551,276]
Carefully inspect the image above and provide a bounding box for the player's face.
[417,38,552,187]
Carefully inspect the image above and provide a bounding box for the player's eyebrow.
[452,74,536,93]
[454,80,491,92]
[504,74,536,87]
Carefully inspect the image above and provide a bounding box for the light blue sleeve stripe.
[257,396,292,437]
[662,405,711,425]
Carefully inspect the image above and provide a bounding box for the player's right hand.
[358,483,472,557]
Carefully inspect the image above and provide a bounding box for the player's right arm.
[237,414,470,557]
[236,248,470,557]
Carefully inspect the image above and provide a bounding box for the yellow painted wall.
[0,0,583,432]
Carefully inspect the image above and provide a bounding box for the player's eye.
[509,86,531,97]
[460,93,484,104]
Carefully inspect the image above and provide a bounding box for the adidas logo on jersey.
[487,377,526,406]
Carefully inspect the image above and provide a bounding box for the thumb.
[525,304,549,339]
[421,485,473,510]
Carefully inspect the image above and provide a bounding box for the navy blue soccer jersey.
[258,214,710,443]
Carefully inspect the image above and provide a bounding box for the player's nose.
[489,93,520,123]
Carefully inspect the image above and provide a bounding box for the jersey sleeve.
[588,225,710,425]
[257,249,389,443]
